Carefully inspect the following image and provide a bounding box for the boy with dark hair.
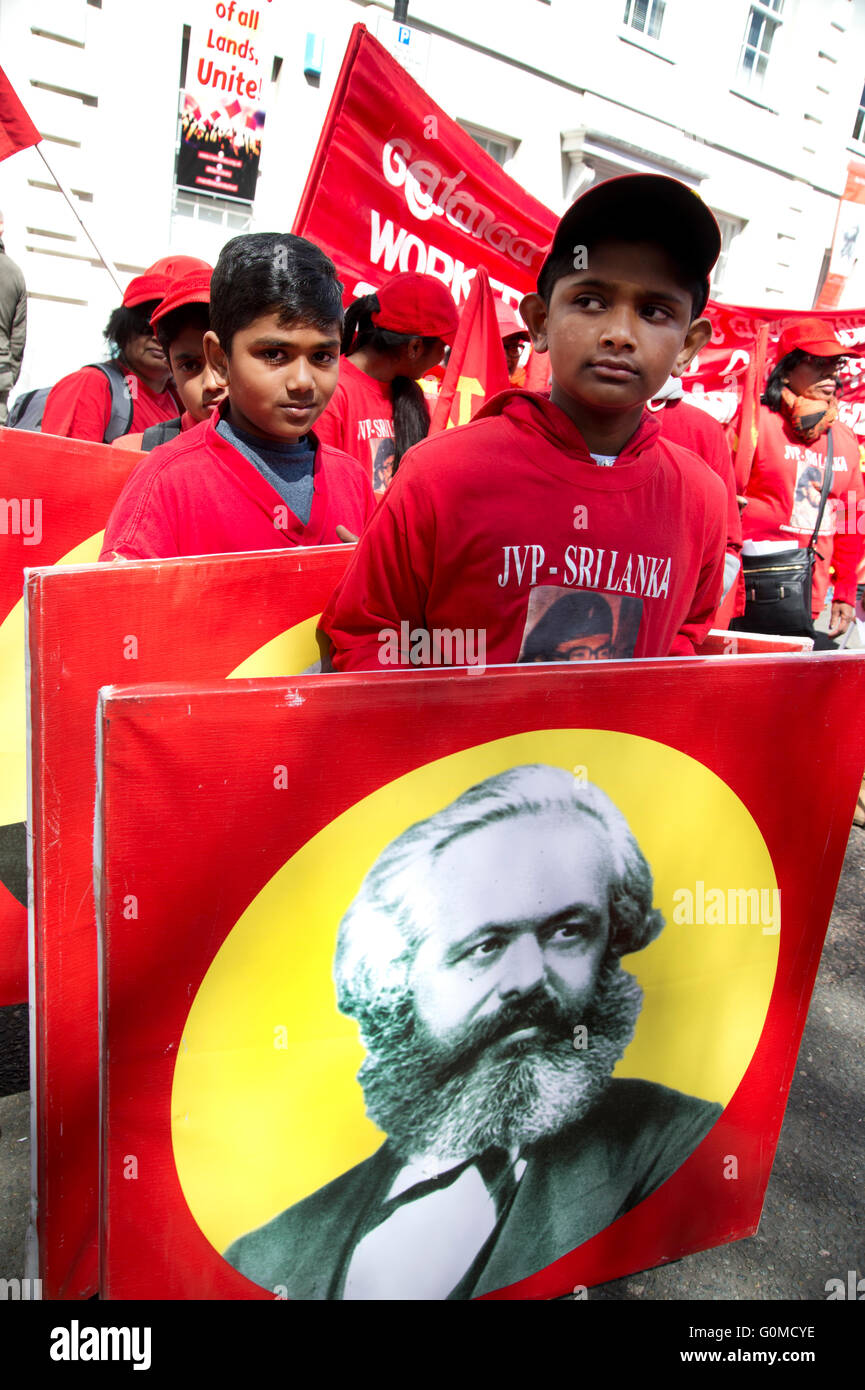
[100,234,375,560]
[320,175,728,668]
[112,267,227,452]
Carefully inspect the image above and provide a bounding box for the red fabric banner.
[96,655,865,1298]
[682,301,865,449]
[0,429,142,1005]
[292,24,556,314]
[429,266,510,432]
[0,65,40,163]
[27,545,352,1299]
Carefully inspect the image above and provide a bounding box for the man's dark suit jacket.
[225,1078,722,1299]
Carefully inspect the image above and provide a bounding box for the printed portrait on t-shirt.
[373,437,396,494]
[790,461,825,532]
[517,587,643,664]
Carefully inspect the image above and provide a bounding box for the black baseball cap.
[538,174,722,316]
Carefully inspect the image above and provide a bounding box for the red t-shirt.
[41,365,179,443]
[653,398,741,556]
[320,391,727,669]
[314,358,397,493]
[99,411,376,560]
[653,395,744,621]
[738,406,865,612]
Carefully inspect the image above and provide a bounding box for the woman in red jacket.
[41,255,208,443]
[314,273,459,494]
[736,317,865,646]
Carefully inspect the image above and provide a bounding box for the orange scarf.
[780,386,837,444]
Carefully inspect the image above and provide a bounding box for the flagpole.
[35,144,124,296]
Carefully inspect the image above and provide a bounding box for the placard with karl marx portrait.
[97,656,865,1299]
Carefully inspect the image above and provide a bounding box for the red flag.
[0,64,40,163]
[429,267,510,432]
[292,25,556,309]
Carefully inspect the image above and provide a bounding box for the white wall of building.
[1,0,864,397]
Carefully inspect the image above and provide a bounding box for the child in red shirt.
[320,175,728,668]
[41,256,207,442]
[100,235,375,560]
[112,267,227,452]
[315,273,459,493]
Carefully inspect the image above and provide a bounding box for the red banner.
[97,656,865,1299]
[682,301,865,450]
[0,429,142,1005]
[27,545,352,1299]
[429,266,510,432]
[0,64,40,164]
[292,25,556,314]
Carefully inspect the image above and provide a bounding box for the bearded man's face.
[352,812,644,1160]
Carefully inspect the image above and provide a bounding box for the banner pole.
[34,145,124,296]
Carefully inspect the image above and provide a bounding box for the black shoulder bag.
[740,428,834,637]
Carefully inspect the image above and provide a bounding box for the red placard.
[27,544,351,1299]
[292,25,556,311]
[97,655,865,1299]
[0,428,142,1004]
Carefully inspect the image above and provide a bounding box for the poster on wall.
[176,0,276,202]
[0,428,141,1006]
[27,543,351,1300]
[815,160,865,312]
[97,655,865,1299]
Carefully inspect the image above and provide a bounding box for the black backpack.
[7,361,135,442]
[140,416,182,450]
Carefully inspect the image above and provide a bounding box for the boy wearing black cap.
[320,175,728,668]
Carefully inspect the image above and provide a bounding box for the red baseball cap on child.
[123,256,212,308]
[150,267,213,326]
[372,273,460,344]
[776,317,863,360]
[495,299,529,342]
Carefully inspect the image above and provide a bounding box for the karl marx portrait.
[225,765,721,1300]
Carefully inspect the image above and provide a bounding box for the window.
[853,82,865,142]
[622,0,666,40]
[710,213,745,295]
[738,1,784,89]
[458,122,517,167]
[172,191,252,231]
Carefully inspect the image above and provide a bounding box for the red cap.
[123,256,212,308]
[776,317,863,360]
[372,273,460,344]
[150,268,213,326]
[495,299,529,342]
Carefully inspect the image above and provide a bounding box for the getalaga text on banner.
[176,0,275,203]
[292,25,557,312]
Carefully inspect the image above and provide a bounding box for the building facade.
[1,0,864,394]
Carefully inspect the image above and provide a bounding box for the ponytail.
[341,292,438,470]
[390,375,431,473]
[341,294,378,355]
